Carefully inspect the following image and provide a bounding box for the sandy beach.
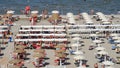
[0,13,120,68]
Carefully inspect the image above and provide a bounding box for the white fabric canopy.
[0,34,3,37]
[97,51,108,55]
[102,61,114,66]
[21,25,65,29]
[31,11,39,14]
[90,34,98,37]
[96,12,108,22]
[73,51,84,55]
[0,26,8,28]
[17,34,66,36]
[105,67,114,68]
[95,47,105,51]
[66,12,74,18]
[68,18,76,24]
[81,12,93,24]
[93,40,102,43]
[7,10,15,14]
[15,38,67,42]
[71,44,81,47]
[52,10,59,14]
[74,55,85,60]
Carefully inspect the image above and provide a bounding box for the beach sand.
[0,14,120,68]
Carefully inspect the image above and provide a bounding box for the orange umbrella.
[33,53,45,58]
[9,65,20,68]
[15,45,26,49]
[55,53,66,58]
[54,45,65,48]
[9,59,23,64]
[34,49,45,53]
[13,49,26,53]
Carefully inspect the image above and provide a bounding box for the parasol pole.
[60,58,62,66]
[79,60,82,66]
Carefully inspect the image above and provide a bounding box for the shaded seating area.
[15,25,67,49]
[81,12,94,25]
[96,12,112,25]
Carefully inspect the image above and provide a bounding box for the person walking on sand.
[94,63,98,68]
[90,9,95,15]
[25,5,30,16]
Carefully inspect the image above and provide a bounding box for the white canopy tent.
[15,38,67,42]
[96,12,108,22]
[66,12,74,18]
[81,12,94,24]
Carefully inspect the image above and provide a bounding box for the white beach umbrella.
[7,10,15,14]
[73,51,84,55]
[116,44,120,47]
[97,51,108,55]
[72,37,81,40]
[71,43,81,51]
[105,66,114,68]
[77,66,86,68]
[31,11,39,14]
[93,40,102,43]
[114,40,120,43]
[68,18,76,24]
[0,34,3,37]
[71,34,80,37]
[52,10,59,14]
[90,34,97,37]
[71,44,81,47]
[112,37,120,40]
[95,47,105,51]
[74,55,85,60]
[103,22,111,25]
[102,61,114,66]
[110,34,118,37]
[67,12,74,18]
